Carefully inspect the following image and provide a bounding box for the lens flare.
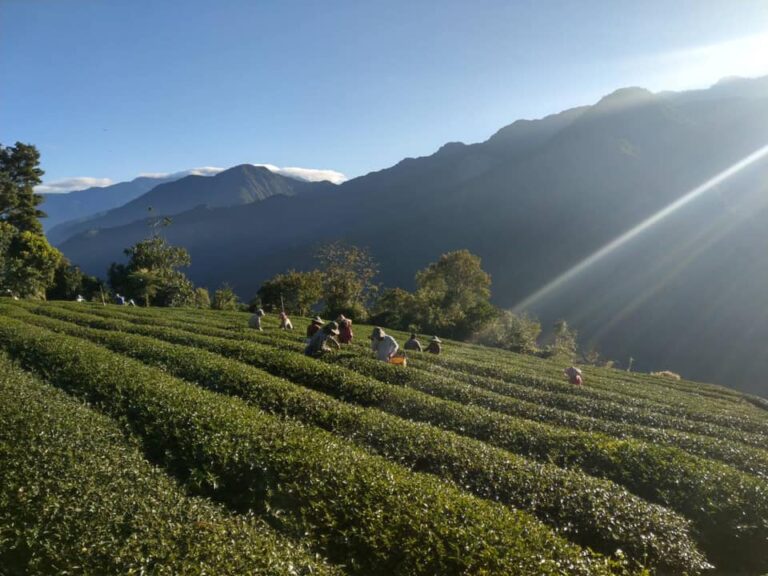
[512,143,768,313]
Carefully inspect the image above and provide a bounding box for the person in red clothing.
[337,315,354,344]
[564,366,583,386]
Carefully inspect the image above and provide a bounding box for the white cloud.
[34,177,113,194]
[141,163,347,184]
[137,166,226,179]
[254,164,347,184]
[38,163,347,195]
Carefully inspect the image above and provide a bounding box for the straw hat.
[324,321,340,335]
[430,336,442,343]
[312,316,323,325]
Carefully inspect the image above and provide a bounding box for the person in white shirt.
[370,327,399,362]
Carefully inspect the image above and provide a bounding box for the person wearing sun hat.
[404,332,423,352]
[306,315,324,338]
[426,335,442,355]
[370,327,399,362]
[304,321,341,357]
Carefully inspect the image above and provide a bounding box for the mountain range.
[53,75,768,396]
[40,174,177,233]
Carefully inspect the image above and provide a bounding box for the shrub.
[0,316,627,576]
[3,304,707,572]
[0,353,338,576]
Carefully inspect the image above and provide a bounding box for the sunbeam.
[512,143,768,313]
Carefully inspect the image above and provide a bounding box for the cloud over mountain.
[35,177,113,194]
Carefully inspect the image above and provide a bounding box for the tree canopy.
[109,234,194,307]
[257,269,323,316]
[0,142,64,298]
[316,241,378,320]
[414,250,495,339]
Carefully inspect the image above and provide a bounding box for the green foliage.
[2,231,63,299]
[472,309,541,354]
[369,287,419,329]
[212,283,239,310]
[257,269,323,315]
[0,143,65,299]
[0,353,338,576]
[414,250,496,339]
[547,319,578,360]
[110,235,193,307]
[46,260,103,301]
[18,302,767,573]
[317,241,378,320]
[7,304,707,573]
[0,142,45,235]
[6,300,768,573]
[0,315,626,576]
[193,286,211,308]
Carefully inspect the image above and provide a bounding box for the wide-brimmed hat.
[430,336,442,343]
[371,327,385,339]
[324,321,340,335]
[312,316,323,324]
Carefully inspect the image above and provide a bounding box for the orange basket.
[389,355,407,367]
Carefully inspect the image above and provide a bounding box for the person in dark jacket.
[404,333,423,352]
[306,316,323,338]
[426,336,442,355]
[304,321,341,357]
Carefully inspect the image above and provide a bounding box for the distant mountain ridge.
[58,76,768,396]
[48,164,336,245]
[41,174,178,232]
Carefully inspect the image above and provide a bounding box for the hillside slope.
[58,76,768,396]
[2,301,768,573]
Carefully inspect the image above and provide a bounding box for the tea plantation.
[1,300,767,575]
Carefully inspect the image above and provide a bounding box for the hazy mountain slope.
[59,76,768,395]
[41,175,176,233]
[50,164,335,245]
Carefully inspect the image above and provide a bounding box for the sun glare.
[630,32,768,92]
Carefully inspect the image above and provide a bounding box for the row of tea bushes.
[0,353,337,576]
[4,304,705,573]
[78,301,768,438]
[21,303,768,572]
[0,316,629,576]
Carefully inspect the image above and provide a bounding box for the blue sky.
[2,0,767,190]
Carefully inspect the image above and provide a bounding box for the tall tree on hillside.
[415,250,496,339]
[317,241,378,320]
[0,142,46,234]
[0,142,65,298]
[110,232,194,307]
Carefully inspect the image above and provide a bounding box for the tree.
[472,310,541,354]
[0,142,64,298]
[193,287,211,309]
[369,287,419,331]
[4,231,63,298]
[316,241,378,320]
[414,250,495,339]
[547,319,578,360]
[0,142,46,235]
[212,283,239,310]
[111,235,194,306]
[47,261,102,301]
[256,269,323,315]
